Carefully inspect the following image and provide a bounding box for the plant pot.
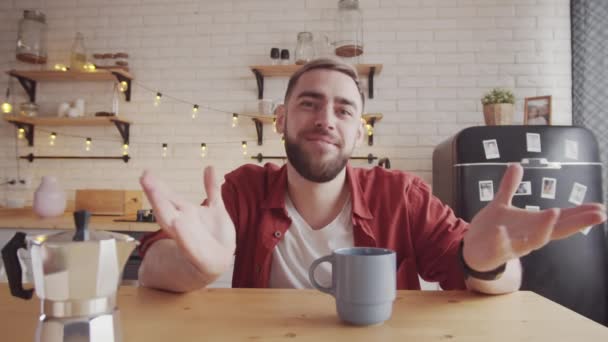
[33,176,67,218]
[483,103,513,125]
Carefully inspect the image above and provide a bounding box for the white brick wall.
[0,1,571,289]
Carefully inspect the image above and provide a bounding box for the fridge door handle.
[520,158,562,169]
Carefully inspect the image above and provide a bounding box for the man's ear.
[355,115,365,148]
[275,104,286,134]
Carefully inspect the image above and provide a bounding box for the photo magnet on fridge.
[526,133,541,152]
[568,182,587,205]
[482,139,500,160]
[541,177,557,199]
[514,181,532,196]
[479,180,494,202]
[565,140,579,160]
[525,205,540,211]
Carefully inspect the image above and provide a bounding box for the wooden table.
[0,207,158,232]
[1,284,606,341]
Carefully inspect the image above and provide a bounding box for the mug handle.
[1,232,34,299]
[309,255,334,296]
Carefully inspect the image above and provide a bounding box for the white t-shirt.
[269,194,354,289]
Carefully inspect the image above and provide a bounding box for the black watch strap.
[458,240,506,281]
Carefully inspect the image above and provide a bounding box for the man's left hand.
[463,163,607,272]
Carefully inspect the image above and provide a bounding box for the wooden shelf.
[7,68,133,102]
[249,64,383,100]
[7,68,133,82]
[3,115,131,149]
[4,115,130,126]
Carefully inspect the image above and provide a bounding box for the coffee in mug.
[309,247,396,326]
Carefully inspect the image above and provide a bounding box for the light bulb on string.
[85,138,92,151]
[232,113,239,128]
[17,127,25,139]
[192,104,199,119]
[53,64,68,71]
[154,92,162,107]
[122,143,129,156]
[200,143,207,158]
[1,87,12,114]
[272,118,277,133]
[119,81,128,92]
[49,132,56,146]
[281,136,285,145]
[162,143,168,158]
[242,141,248,156]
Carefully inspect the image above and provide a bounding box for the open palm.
[463,164,606,272]
[140,166,236,277]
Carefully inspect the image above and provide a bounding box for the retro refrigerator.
[433,125,608,325]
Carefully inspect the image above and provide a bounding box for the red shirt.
[140,163,469,290]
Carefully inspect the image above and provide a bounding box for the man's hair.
[284,58,365,111]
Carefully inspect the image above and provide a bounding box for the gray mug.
[309,247,396,326]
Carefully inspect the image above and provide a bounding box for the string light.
[83,62,96,71]
[232,113,239,127]
[200,143,207,158]
[85,137,92,151]
[53,64,68,71]
[272,117,277,133]
[281,136,285,145]
[154,92,162,107]
[49,132,56,146]
[242,141,248,156]
[119,81,128,92]
[122,143,129,155]
[162,143,168,158]
[17,127,25,139]
[2,86,12,113]
[192,104,199,119]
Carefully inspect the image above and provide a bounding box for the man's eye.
[338,108,353,116]
[300,101,314,108]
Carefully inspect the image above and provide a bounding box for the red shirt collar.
[260,163,373,220]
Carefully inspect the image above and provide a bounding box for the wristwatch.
[458,240,506,281]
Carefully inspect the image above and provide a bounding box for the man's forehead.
[292,69,362,107]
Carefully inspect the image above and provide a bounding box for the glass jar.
[16,10,48,64]
[70,32,87,71]
[19,102,39,117]
[295,32,315,65]
[335,0,364,59]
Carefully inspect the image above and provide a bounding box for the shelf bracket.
[252,68,264,99]
[111,72,132,102]
[11,73,37,103]
[368,66,376,99]
[9,121,35,146]
[112,119,130,145]
[21,153,131,163]
[367,117,376,146]
[252,118,264,146]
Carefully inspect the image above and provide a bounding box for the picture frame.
[524,95,552,125]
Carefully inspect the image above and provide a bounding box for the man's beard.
[284,126,351,183]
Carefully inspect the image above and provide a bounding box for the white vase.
[33,176,67,218]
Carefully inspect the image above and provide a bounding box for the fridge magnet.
[582,226,593,235]
[568,182,587,205]
[514,181,532,196]
[541,177,557,199]
[482,139,500,159]
[479,180,494,202]
[525,205,540,211]
[565,139,579,160]
[526,133,541,152]
[524,95,552,125]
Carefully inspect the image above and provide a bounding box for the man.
[138,58,606,294]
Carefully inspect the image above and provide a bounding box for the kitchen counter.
[0,207,159,232]
[0,284,606,341]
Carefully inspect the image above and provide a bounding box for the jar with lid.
[70,32,87,71]
[295,32,315,65]
[334,0,364,59]
[19,102,39,117]
[16,10,48,64]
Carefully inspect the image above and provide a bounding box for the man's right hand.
[140,166,236,279]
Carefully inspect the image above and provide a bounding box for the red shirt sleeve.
[408,178,469,290]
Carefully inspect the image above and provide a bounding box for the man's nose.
[313,105,335,130]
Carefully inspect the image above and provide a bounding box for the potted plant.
[481,88,515,125]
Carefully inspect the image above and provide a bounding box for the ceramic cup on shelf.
[33,176,67,218]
